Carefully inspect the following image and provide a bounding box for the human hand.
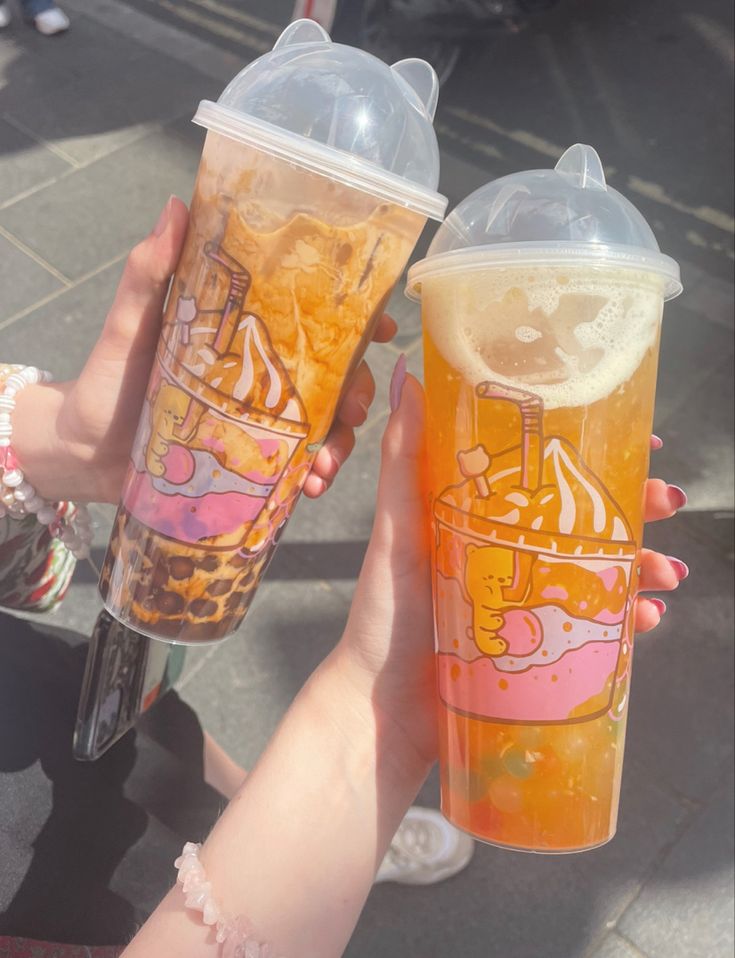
[12,197,394,504]
[334,360,689,766]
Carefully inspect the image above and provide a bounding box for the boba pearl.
[169,556,195,580]
[502,747,534,780]
[488,775,523,814]
[190,598,218,619]
[155,591,186,615]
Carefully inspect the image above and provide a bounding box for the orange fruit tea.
[422,265,665,852]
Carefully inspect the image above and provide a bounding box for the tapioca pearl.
[151,561,169,589]
[207,577,235,596]
[169,556,195,580]
[155,591,185,615]
[190,598,218,618]
[502,748,534,780]
[489,775,523,814]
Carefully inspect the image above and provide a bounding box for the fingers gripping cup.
[408,144,681,852]
[99,19,447,643]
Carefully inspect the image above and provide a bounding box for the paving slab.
[0,232,62,316]
[3,48,218,167]
[0,123,200,282]
[618,781,735,958]
[347,768,689,958]
[177,573,351,769]
[0,118,72,205]
[0,30,77,112]
[654,297,734,427]
[626,510,734,802]
[0,259,124,369]
[1,13,149,83]
[652,352,734,511]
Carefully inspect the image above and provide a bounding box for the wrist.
[11,380,86,501]
[319,643,434,787]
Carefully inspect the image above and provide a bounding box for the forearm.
[123,646,433,958]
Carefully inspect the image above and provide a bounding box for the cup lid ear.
[391,58,439,119]
[273,18,331,50]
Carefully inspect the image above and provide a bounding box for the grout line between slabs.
[0,249,129,332]
[0,113,188,214]
[616,931,654,958]
[1,111,83,169]
[0,222,72,287]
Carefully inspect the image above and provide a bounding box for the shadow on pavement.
[0,611,220,943]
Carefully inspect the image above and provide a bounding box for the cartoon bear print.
[464,543,519,657]
[145,382,191,478]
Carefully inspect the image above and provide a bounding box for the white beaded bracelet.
[0,365,93,560]
[175,842,283,958]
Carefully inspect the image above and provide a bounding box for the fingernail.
[651,434,664,450]
[667,484,688,510]
[649,597,667,617]
[389,353,407,413]
[153,196,173,237]
[666,556,689,580]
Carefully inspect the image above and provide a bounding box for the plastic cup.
[408,145,682,852]
[99,20,446,643]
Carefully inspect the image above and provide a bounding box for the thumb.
[95,195,189,360]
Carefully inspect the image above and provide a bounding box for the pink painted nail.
[667,484,688,509]
[649,597,667,617]
[153,196,173,237]
[651,434,664,450]
[666,556,689,580]
[389,353,407,413]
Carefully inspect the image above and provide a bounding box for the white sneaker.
[0,4,12,28]
[375,806,475,885]
[33,6,70,35]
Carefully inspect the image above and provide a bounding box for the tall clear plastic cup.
[408,145,682,852]
[99,20,447,643]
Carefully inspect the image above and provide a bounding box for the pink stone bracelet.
[0,365,93,559]
[175,842,283,958]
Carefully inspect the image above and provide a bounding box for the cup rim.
[406,243,683,301]
[193,100,448,221]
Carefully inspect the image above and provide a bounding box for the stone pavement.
[0,0,733,954]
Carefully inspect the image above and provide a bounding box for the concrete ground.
[0,0,732,954]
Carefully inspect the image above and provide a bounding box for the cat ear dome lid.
[193,19,446,220]
[407,144,682,298]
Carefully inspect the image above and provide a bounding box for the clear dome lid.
[193,19,447,220]
[407,143,681,297]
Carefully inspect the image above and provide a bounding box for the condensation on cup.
[408,144,682,852]
[99,19,447,643]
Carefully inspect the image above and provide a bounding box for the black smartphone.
[73,609,186,761]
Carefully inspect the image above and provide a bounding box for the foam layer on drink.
[423,267,664,409]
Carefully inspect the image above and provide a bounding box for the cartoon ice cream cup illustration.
[409,144,681,851]
[434,381,637,726]
[99,19,447,643]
